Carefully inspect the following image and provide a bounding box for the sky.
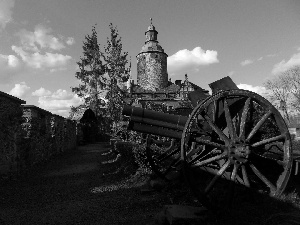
[1,0,300,118]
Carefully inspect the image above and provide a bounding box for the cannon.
[122,77,293,209]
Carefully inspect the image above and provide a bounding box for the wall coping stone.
[0,91,26,104]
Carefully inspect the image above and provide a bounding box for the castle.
[125,19,209,111]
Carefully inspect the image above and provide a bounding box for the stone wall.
[0,91,77,177]
[21,106,77,169]
[137,52,168,91]
[0,92,25,175]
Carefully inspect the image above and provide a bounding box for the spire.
[145,18,157,43]
[185,74,188,82]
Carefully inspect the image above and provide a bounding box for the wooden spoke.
[228,163,239,208]
[186,148,205,160]
[157,148,180,162]
[231,163,239,181]
[189,150,227,166]
[252,153,285,166]
[204,159,231,194]
[242,165,250,187]
[195,137,227,150]
[162,158,182,176]
[249,163,276,193]
[212,100,217,123]
[246,110,272,142]
[251,133,287,148]
[200,112,230,144]
[239,97,251,140]
[224,99,238,141]
[186,142,208,160]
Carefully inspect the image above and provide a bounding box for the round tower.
[136,19,168,91]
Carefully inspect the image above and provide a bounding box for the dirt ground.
[0,143,176,225]
[0,143,299,225]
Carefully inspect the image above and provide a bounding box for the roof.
[157,83,181,93]
[138,41,167,55]
[209,76,238,94]
[181,80,209,93]
[22,105,52,115]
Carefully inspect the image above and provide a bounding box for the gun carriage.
[122,77,293,209]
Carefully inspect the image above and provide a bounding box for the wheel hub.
[229,143,250,163]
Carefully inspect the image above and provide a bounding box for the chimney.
[175,80,182,86]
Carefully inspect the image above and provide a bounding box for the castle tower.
[136,19,168,91]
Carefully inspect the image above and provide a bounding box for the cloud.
[0,53,23,83]
[240,59,254,66]
[32,87,51,97]
[12,45,71,69]
[0,53,20,68]
[35,89,84,118]
[237,83,268,96]
[16,24,66,51]
[167,47,219,76]
[9,82,30,98]
[267,54,277,58]
[272,52,300,74]
[257,57,263,61]
[12,24,73,70]
[66,37,75,45]
[0,0,14,31]
[50,67,67,73]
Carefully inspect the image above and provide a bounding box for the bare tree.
[264,73,291,123]
[264,65,300,124]
[283,66,300,113]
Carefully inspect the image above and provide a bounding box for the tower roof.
[137,18,167,56]
[146,18,157,33]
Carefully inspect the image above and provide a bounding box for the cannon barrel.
[122,105,188,139]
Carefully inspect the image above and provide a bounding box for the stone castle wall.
[0,93,25,175]
[0,92,77,177]
[137,52,168,91]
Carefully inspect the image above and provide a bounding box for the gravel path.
[0,143,170,225]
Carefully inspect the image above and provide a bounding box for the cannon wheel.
[146,135,182,181]
[181,89,293,209]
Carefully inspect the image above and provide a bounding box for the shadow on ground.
[0,143,299,225]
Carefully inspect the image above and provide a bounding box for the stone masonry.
[0,91,77,177]
[136,20,168,91]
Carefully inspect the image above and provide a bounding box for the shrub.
[292,139,300,154]
[132,143,152,175]
[114,141,136,163]
[114,140,157,175]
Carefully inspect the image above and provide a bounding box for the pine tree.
[71,26,106,117]
[103,23,130,132]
